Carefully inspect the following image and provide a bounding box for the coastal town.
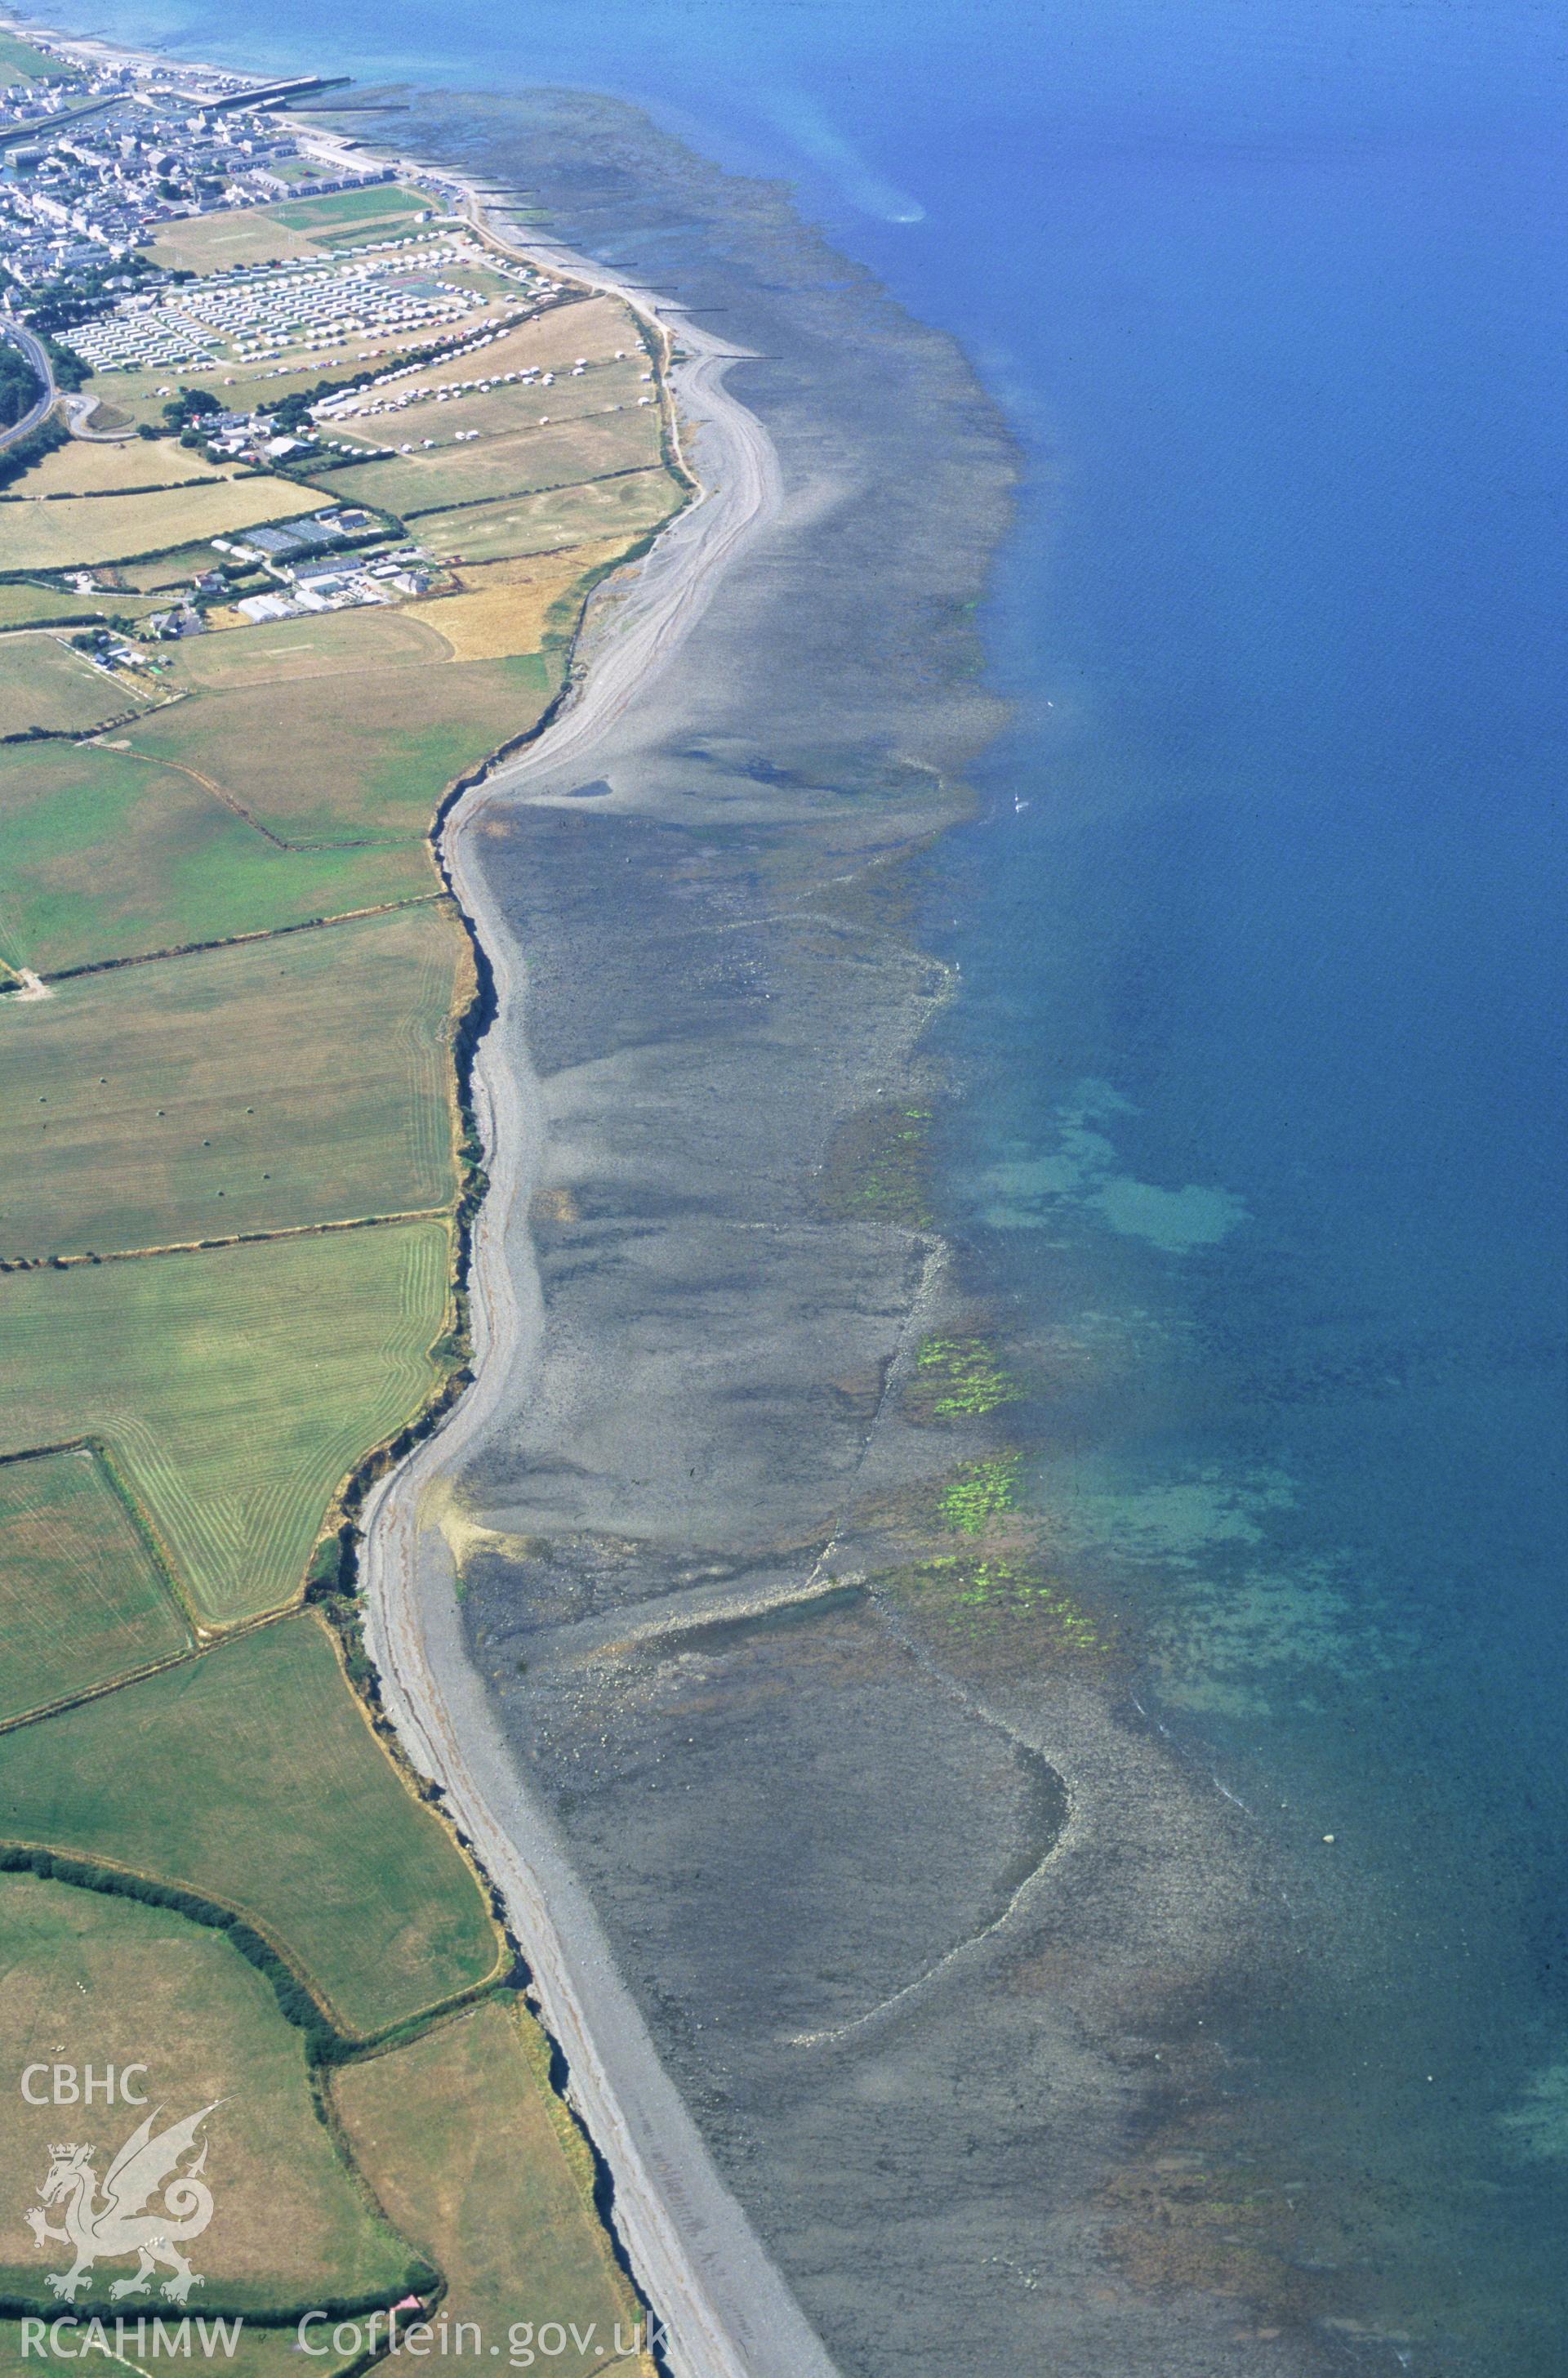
[0,25,669,645]
[0,43,389,279]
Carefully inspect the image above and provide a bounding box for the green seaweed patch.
[818,1100,933,1229]
[880,1552,1110,1657]
[1499,2056,1568,2162]
[1098,2117,1357,2334]
[904,1334,1022,1422]
[938,1453,1022,1533]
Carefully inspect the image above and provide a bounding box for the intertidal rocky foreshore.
[345,86,1359,2378]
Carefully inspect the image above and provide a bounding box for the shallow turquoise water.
[36,0,1568,2352]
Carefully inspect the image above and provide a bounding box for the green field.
[333,2002,643,2371]
[0,186,683,2339]
[439,261,523,301]
[143,211,329,271]
[0,1448,190,1723]
[0,1873,423,2310]
[200,355,398,415]
[270,185,438,238]
[112,538,256,591]
[0,27,74,79]
[322,405,660,520]
[415,469,681,564]
[166,607,451,692]
[0,742,437,975]
[0,582,160,629]
[0,1224,450,1623]
[0,631,153,734]
[2,437,229,498]
[72,392,134,434]
[0,1613,501,2033]
[89,339,443,433]
[0,906,463,1259]
[124,654,555,842]
[0,2328,363,2378]
[268,154,332,186]
[0,478,318,573]
[336,356,648,455]
[145,187,438,274]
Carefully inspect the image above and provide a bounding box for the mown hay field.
[323,404,661,520]
[1,438,233,499]
[142,186,437,274]
[124,653,555,843]
[333,2001,644,2373]
[89,347,413,435]
[0,904,464,1260]
[416,468,682,566]
[208,350,400,410]
[0,1611,502,2034]
[0,1223,451,1624]
[166,605,450,692]
[404,544,621,660]
[329,294,635,414]
[0,1873,423,2311]
[332,357,648,457]
[0,631,154,735]
[0,476,318,573]
[0,743,436,975]
[0,1448,189,1724]
[436,353,650,439]
[143,211,323,270]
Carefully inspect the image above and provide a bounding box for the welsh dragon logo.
[25,2104,220,2304]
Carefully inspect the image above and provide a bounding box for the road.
[359,212,842,2378]
[0,317,56,452]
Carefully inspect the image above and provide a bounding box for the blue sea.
[36,0,1567,2353]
